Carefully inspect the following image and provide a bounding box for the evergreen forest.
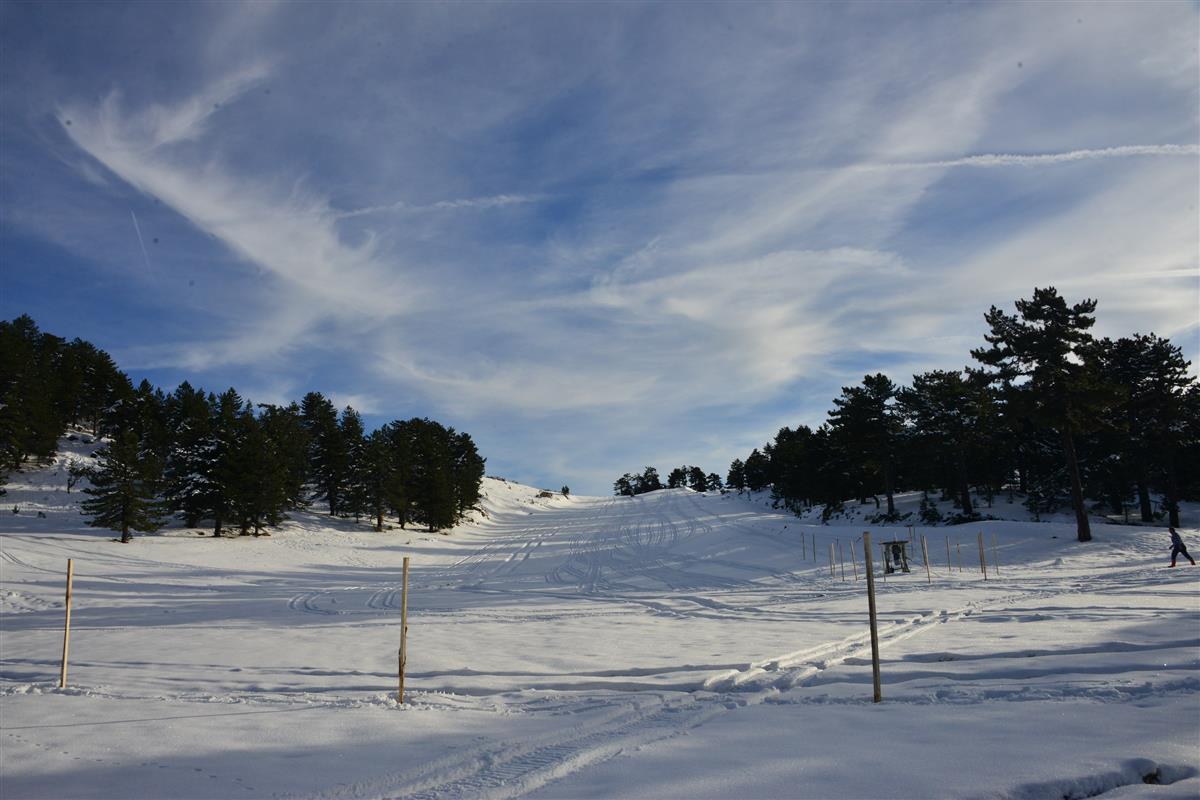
[625,289,1200,543]
[0,315,486,542]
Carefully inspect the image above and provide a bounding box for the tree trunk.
[1137,479,1153,523]
[120,523,131,544]
[375,508,384,532]
[1165,452,1181,529]
[955,452,973,516]
[1060,429,1092,542]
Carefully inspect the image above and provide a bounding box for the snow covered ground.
[2,440,1198,799]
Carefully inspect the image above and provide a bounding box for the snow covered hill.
[2,442,1198,799]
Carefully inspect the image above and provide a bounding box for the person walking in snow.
[1169,527,1195,567]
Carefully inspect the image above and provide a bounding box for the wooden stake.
[977,532,988,580]
[945,537,952,574]
[838,539,846,581]
[829,542,836,578]
[921,535,931,585]
[863,532,882,703]
[59,559,73,689]
[800,531,806,560]
[398,557,410,704]
[956,541,962,573]
[850,539,859,581]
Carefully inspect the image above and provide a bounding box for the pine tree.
[0,316,69,470]
[667,467,689,489]
[450,430,485,518]
[726,459,746,494]
[687,466,708,492]
[972,287,1102,542]
[81,430,167,543]
[828,374,902,517]
[301,393,347,516]
[258,403,310,512]
[636,466,662,494]
[386,420,416,527]
[1093,334,1194,526]
[410,419,456,531]
[339,407,367,522]
[163,382,217,528]
[362,428,401,531]
[224,408,288,536]
[743,449,770,492]
[898,369,994,517]
[208,388,246,538]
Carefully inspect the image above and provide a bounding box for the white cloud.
[58,64,421,371]
[28,0,1198,493]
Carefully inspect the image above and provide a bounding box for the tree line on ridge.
[0,315,485,542]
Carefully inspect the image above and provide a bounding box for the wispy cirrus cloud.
[57,63,415,369]
[335,193,543,219]
[867,144,1200,171]
[5,0,1196,493]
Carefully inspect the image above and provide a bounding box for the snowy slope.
[1,444,1198,799]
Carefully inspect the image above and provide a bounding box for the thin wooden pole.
[991,533,1001,576]
[977,532,988,579]
[921,535,931,585]
[945,537,952,574]
[829,543,836,578]
[398,557,410,704]
[956,541,963,573]
[838,539,846,581]
[800,531,805,560]
[59,559,74,688]
[863,532,882,703]
[850,539,859,581]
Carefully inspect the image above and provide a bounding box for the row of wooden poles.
[57,556,417,705]
[802,529,1001,584]
[57,530,999,703]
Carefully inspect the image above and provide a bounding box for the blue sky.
[2,1,1197,494]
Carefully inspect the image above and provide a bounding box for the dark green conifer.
[81,430,167,543]
[973,287,1102,541]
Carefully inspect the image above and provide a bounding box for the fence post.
[977,532,988,580]
[863,532,882,703]
[945,537,952,574]
[59,559,74,689]
[838,539,846,581]
[800,531,806,560]
[921,535,931,585]
[850,538,859,581]
[829,543,836,578]
[398,557,410,704]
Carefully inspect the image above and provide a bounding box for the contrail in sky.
[872,144,1200,171]
[130,210,153,273]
